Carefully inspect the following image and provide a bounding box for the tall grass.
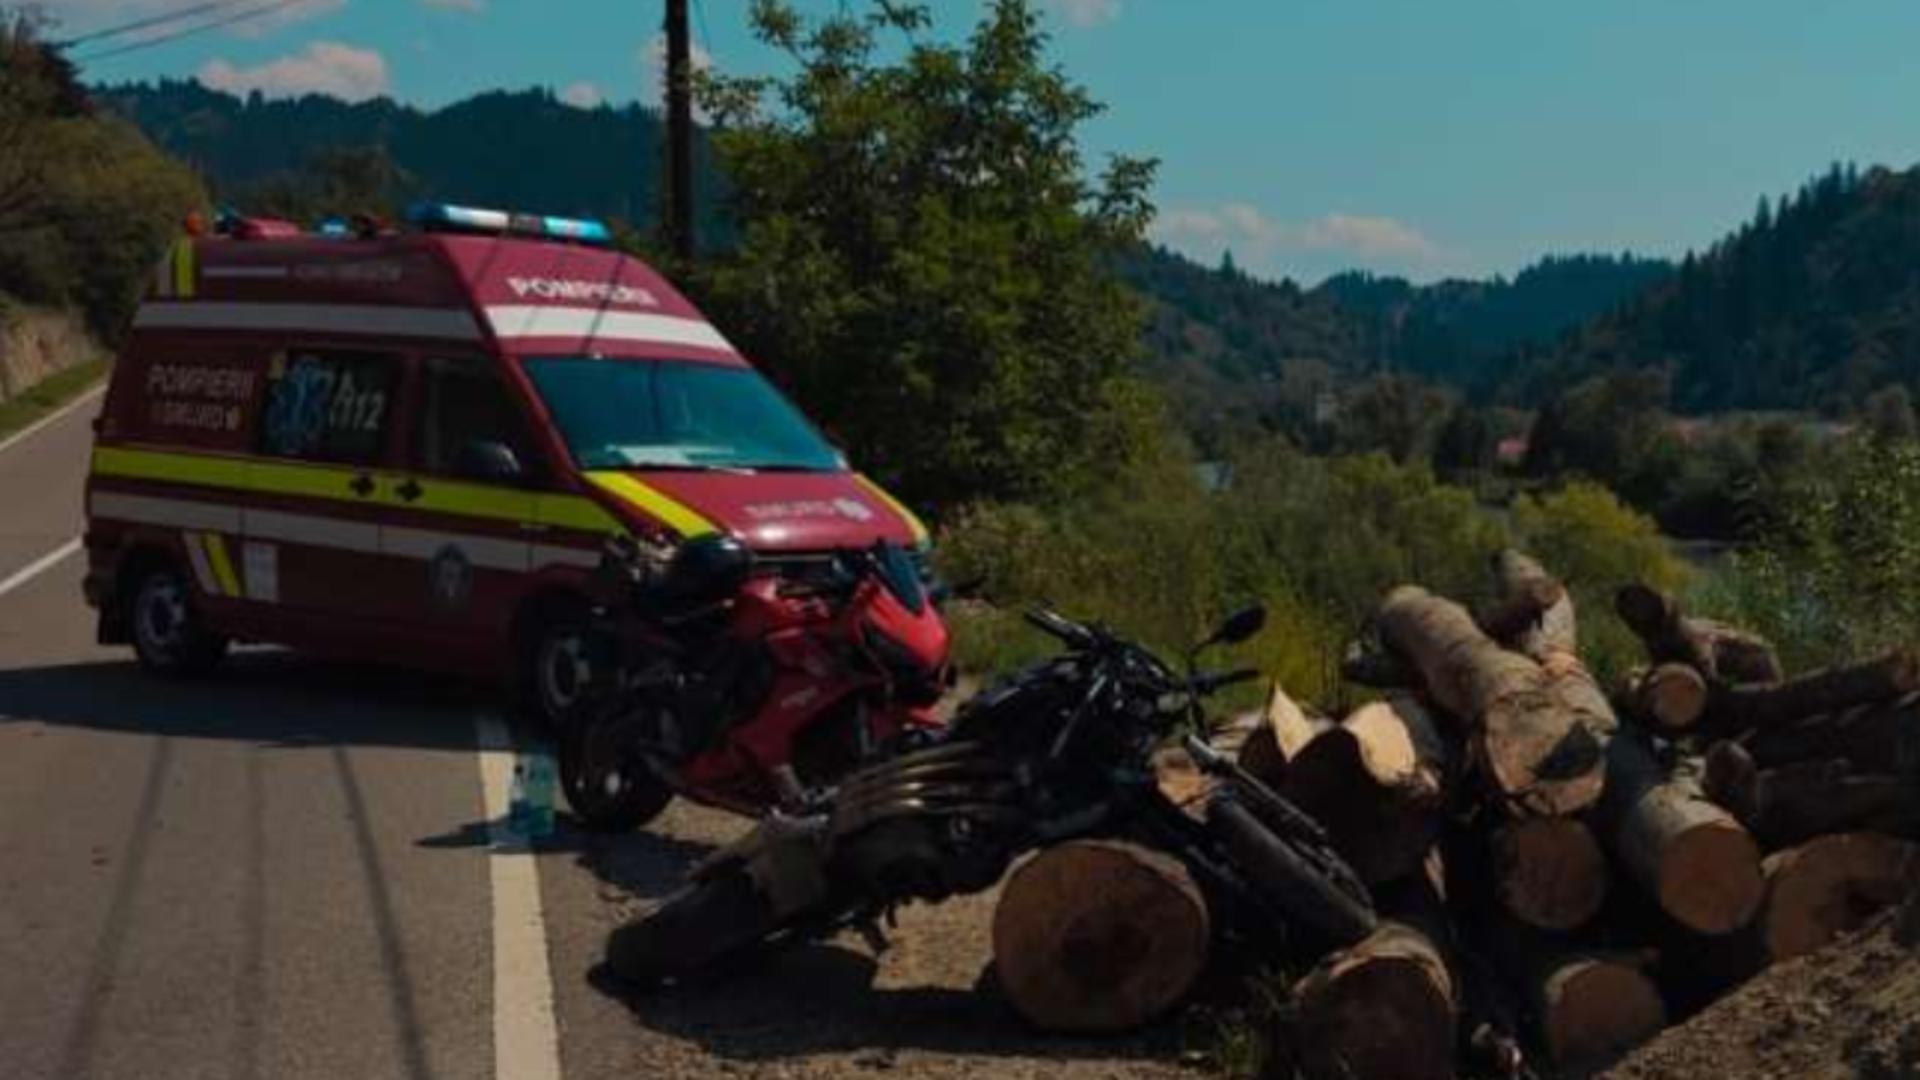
[937,441,1685,710]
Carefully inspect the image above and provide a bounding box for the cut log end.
[1762,832,1920,961]
[991,840,1210,1033]
[1636,663,1710,732]
[1538,957,1668,1068]
[1657,820,1765,935]
[1493,816,1609,931]
[1295,922,1455,1080]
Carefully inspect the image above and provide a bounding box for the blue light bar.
[406,201,612,246]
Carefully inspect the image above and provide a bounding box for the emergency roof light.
[406,201,613,246]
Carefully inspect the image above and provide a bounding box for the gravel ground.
[556,799,1202,1080]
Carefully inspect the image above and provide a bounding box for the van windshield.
[522,356,844,472]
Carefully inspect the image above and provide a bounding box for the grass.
[0,358,109,442]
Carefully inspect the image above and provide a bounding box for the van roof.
[134,229,748,367]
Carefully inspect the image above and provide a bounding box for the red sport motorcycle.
[559,532,954,830]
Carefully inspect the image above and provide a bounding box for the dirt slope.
[1603,896,1920,1080]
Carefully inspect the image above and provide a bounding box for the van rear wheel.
[129,566,228,677]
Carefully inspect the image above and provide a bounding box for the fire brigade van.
[83,203,929,725]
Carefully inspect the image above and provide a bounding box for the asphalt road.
[0,390,1189,1080]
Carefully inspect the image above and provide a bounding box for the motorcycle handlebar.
[1024,608,1093,646]
[1190,667,1262,695]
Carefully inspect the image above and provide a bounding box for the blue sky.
[49,0,1920,284]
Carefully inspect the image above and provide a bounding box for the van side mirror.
[457,439,524,483]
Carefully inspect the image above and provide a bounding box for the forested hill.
[1521,163,1920,413]
[94,79,726,233]
[1318,254,1673,387]
[100,80,1670,413]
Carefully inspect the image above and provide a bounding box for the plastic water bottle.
[524,751,557,839]
[507,758,531,837]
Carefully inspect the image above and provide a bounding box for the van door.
[383,353,543,659]
[245,345,410,626]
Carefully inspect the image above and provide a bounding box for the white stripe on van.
[383,526,529,572]
[134,302,482,340]
[91,494,595,575]
[91,492,243,533]
[245,508,382,554]
[482,306,735,352]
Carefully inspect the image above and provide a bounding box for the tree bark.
[1707,649,1920,734]
[1758,832,1920,961]
[1615,583,1783,684]
[1476,548,1570,650]
[1704,741,1920,849]
[1376,585,1607,816]
[1595,735,1764,935]
[1742,691,1920,773]
[991,840,1210,1033]
[1622,663,1711,733]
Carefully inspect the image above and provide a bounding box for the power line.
[53,1,250,50]
[74,0,312,64]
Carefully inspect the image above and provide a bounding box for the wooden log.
[1236,681,1332,789]
[1622,662,1710,733]
[1293,865,1456,1080]
[991,839,1210,1033]
[1376,585,1607,816]
[1476,548,1570,649]
[1703,741,1920,848]
[1280,695,1454,885]
[1743,691,1920,772]
[1595,734,1764,934]
[1708,649,1920,734]
[1759,832,1920,961]
[1526,951,1668,1069]
[1488,815,1609,931]
[1615,583,1783,684]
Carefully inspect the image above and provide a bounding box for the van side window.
[415,356,537,481]
[258,349,398,464]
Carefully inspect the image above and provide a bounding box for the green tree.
[688,0,1164,511]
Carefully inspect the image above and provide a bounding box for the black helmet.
[660,532,753,607]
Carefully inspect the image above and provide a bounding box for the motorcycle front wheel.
[604,868,782,987]
[560,713,674,832]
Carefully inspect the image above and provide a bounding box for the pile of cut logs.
[989,550,1920,1079]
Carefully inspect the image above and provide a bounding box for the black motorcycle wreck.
[598,603,1377,1003]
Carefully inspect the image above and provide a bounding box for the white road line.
[474,713,564,1080]
[0,537,81,600]
[0,382,104,457]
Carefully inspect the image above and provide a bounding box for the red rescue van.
[83,204,929,723]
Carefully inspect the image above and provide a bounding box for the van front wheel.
[129,566,228,677]
[519,605,596,732]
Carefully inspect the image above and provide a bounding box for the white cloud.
[228,0,346,40]
[1151,203,1446,278]
[638,32,712,117]
[1047,0,1121,28]
[198,41,389,103]
[560,80,602,108]
[420,0,484,10]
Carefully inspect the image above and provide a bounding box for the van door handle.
[349,474,375,497]
[396,478,423,503]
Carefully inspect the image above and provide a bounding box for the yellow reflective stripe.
[584,471,716,539]
[398,476,531,521]
[854,474,930,546]
[536,493,623,532]
[94,446,252,488]
[201,532,241,597]
[172,239,196,299]
[95,446,625,536]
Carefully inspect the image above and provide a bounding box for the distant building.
[1495,436,1529,467]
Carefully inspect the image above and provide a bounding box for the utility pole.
[664,0,695,262]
